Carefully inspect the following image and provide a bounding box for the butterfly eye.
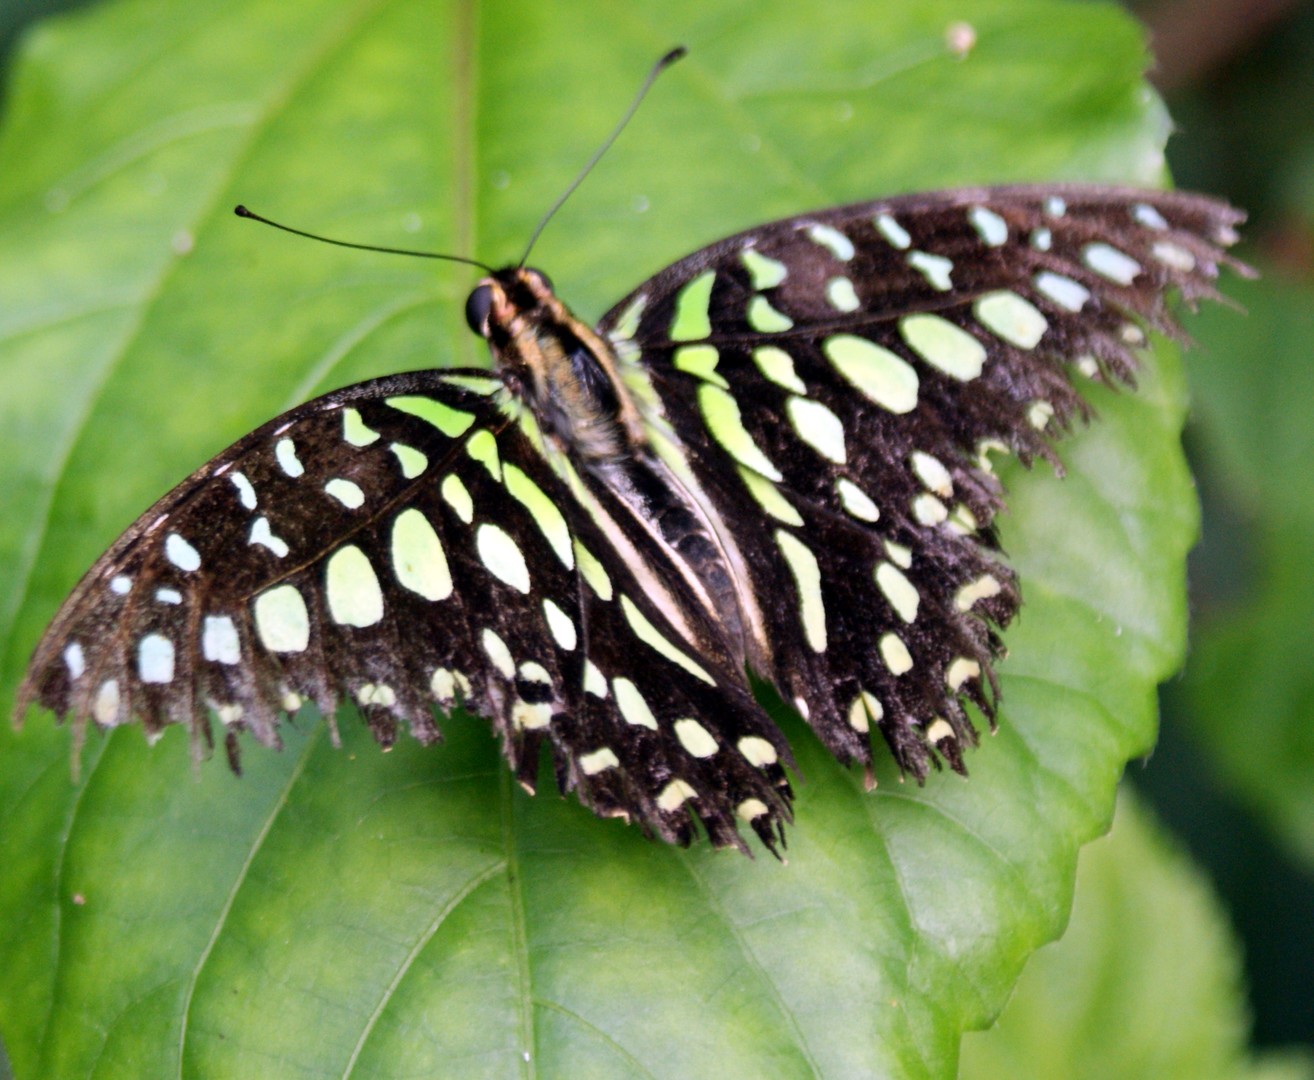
[465,284,494,337]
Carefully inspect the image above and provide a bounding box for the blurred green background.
[0,0,1311,1073]
[1125,0,1314,1056]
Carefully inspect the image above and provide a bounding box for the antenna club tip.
[234,204,252,218]
[660,45,688,68]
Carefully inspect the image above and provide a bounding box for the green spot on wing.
[440,374,503,395]
[574,541,613,601]
[342,408,380,447]
[738,466,803,526]
[325,545,385,628]
[466,429,502,480]
[386,395,476,437]
[697,384,782,481]
[611,294,647,340]
[747,295,793,333]
[504,464,574,569]
[900,314,986,381]
[673,344,728,388]
[391,508,451,601]
[975,290,1048,350]
[740,248,787,289]
[825,334,919,414]
[670,270,715,341]
[389,443,428,479]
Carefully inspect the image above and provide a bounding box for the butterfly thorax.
[470,267,647,464]
[468,267,762,669]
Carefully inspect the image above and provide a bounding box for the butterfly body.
[15,184,1246,853]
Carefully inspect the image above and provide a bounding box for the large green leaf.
[0,0,1203,1076]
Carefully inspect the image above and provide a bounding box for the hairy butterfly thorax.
[467,266,640,463]
[13,48,1251,855]
[471,265,771,710]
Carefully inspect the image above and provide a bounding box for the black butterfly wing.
[597,184,1247,779]
[16,370,791,849]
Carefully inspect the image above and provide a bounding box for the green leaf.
[960,789,1314,1080]
[0,0,1206,1076]
[1178,269,1314,869]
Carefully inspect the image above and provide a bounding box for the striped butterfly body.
[15,184,1244,853]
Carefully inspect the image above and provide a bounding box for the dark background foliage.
[1127,0,1314,1054]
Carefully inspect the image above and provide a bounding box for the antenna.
[518,45,687,266]
[232,205,494,272]
[234,46,688,274]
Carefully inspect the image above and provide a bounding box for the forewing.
[598,184,1247,778]
[17,370,790,848]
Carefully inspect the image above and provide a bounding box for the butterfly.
[12,53,1246,855]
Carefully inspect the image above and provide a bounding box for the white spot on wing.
[93,679,120,725]
[876,562,920,623]
[657,779,697,812]
[825,335,919,414]
[64,642,86,679]
[737,736,778,767]
[974,290,1048,349]
[392,509,452,601]
[1082,242,1141,285]
[583,660,607,698]
[613,678,658,729]
[580,748,619,775]
[476,524,531,594]
[249,516,290,558]
[275,437,304,477]
[874,212,911,249]
[737,798,769,822]
[1132,202,1169,230]
[1152,240,1196,272]
[907,250,953,291]
[1034,271,1090,313]
[482,629,515,679]
[202,615,241,665]
[787,397,846,463]
[752,346,807,394]
[138,634,175,683]
[230,471,257,509]
[543,599,577,651]
[254,584,310,652]
[911,451,953,496]
[955,574,1002,611]
[674,718,718,758]
[776,530,826,652]
[947,657,981,690]
[325,478,365,509]
[900,315,985,381]
[441,474,474,524]
[806,222,855,261]
[166,533,201,572]
[357,683,397,708]
[880,633,913,675]
[968,205,1007,246]
[325,545,384,627]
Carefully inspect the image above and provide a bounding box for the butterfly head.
[464,267,558,342]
